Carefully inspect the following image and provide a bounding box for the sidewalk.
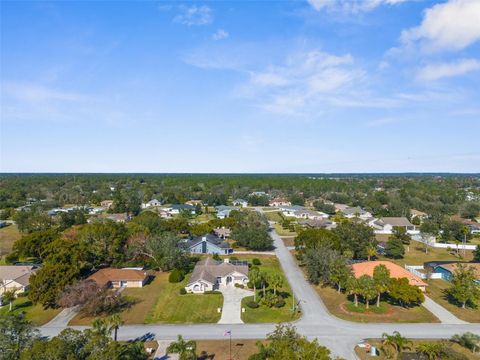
[422,296,468,324]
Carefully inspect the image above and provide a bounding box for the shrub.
[229,256,239,261]
[212,253,221,261]
[274,298,286,308]
[234,284,244,289]
[168,269,184,283]
[204,290,221,295]
[247,300,259,309]
[252,258,261,266]
[179,288,187,295]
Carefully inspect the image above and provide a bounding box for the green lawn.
[0,224,21,257]
[356,339,478,360]
[378,243,474,268]
[235,255,301,323]
[426,279,480,323]
[0,296,61,325]
[192,213,216,223]
[314,285,439,323]
[264,211,283,223]
[272,223,297,237]
[146,275,223,324]
[70,272,223,325]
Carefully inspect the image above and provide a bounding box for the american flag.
[224,330,231,337]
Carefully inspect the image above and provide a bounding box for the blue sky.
[1,0,479,173]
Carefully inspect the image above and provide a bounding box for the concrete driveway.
[218,285,253,324]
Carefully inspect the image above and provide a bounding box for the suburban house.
[298,218,336,230]
[0,265,38,296]
[214,227,231,239]
[334,203,349,212]
[215,205,238,219]
[352,261,428,291]
[280,205,328,220]
[185,258,249,293]
[165,204,196,215]
[341,206,372,220]
[100,200,114,209]
[232,199,248,207]
[182,234,233,255]
[249,191,268,197]
[370,217,417,235]
[269,198,291,207]
[141,199,161,209]
[186,200,203,206]
[87,268,149,288]
[432,262,480,283]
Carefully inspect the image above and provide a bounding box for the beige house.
[87,268,149,288]
[185,258,249,294]
[100,200,114,209]
[0,266,37,296]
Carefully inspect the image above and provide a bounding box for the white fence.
[411,234,478,251]
[405,265,442,280]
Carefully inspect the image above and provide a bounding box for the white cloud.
[400,0,480,52]
[417,58,480,81]
[212,29,229,41]
[174,5,213,26]
[239,50,366,116]
[307,0,408,13]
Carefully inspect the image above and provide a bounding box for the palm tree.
[2,289,17,312]
[366,246,376,261]
[167,335,197,360]
[249,268,261,302]
[108,313,124,342]
[91,318,110,337]
[346,275,360,307]
[416,342,443,360]
[269,274,283,296]
[381,331,412,359]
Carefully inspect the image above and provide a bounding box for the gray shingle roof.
[187,258,248,285]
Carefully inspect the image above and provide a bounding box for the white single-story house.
[141,199,162,209]
[269,198,291,207]
[185,258,249,294]
[215,205,238,219]
[279,205,328,220]
[0,265,37,296]
[341,206,372,220]
[370,217,417,235]
[232,199,248,207]
[164,204,196,215]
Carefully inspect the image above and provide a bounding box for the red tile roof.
[352,261,427,287]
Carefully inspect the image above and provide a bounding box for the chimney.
[202,236,207,242]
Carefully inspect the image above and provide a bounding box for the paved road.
[41,213,480,360]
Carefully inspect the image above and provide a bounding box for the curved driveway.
[41,214,480,359]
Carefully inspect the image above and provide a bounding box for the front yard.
[0,295,61,325]
[145,274,223,324]
[314,284,439,323]
[70,272,223,325]
[0,223,21,258]
[426,279,480,323]
[355,339,478,360]
[235,255,300,323]
[195,339,264,360]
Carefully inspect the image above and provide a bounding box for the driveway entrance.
[217,285,253,324]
